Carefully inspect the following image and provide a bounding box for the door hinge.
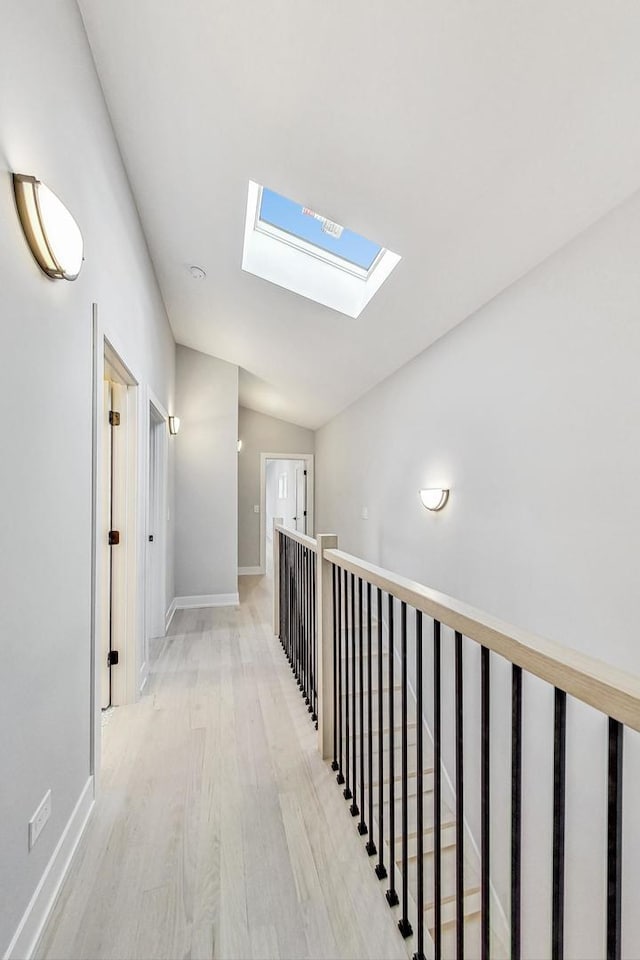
[109,410,120,426]
[304,469,307,476]
[107,650,119,667]
[108,530,120,545]
[304,510,307,517]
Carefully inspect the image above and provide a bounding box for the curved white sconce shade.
[168,416,180,436]
[419,488,449,511]
[13,174,83,280]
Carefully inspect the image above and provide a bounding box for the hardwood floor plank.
[36,575,409,960]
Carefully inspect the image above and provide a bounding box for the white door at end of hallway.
[294,466,307,534]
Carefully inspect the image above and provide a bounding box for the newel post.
[316,533,338,760]
[272,517,284,637]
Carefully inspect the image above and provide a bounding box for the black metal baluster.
[434,620,442,960]
[350,573,359,817]
[296,543,302,689]
[607,717,623,960]
[358,578,367,834]
[301,547,309,707]
[309,549,313,712]
[511,664,522,960]
[312,552,318,725]
[331,564,339,771]
[552,688,566,960]
[413,610,425,960]
[292,540,295,668]
[481,646,490,960]
[278,534,282,641]
[336,567,345,785]
[398,602,412,938]
[302,546,307,700]
[375,587,387,881]
[293,542,298,679]
[455,631,464,960]
[344,569,352,801]
[366,581,376,857]
[386,595,399,907]
[287,539,292,665]
[306,549,311,709]
[298,543,303,689]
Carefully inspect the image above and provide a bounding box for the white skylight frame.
[241,181,400,318]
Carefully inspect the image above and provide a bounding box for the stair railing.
[273,521,319,727]
[273,528,640,960]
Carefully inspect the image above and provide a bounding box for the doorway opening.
[259,453,314,575]
[100,343,139,714]
[145,397,168,669]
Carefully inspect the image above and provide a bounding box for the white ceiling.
[78,0,640,429]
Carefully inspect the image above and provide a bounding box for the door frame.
[259,452,314,575]
[91,306,142,786]
[144,388,169,676]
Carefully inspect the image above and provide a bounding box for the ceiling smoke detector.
[189,265,206,279]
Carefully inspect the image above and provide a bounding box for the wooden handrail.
[324,548,640,732]
[275,524,318,552]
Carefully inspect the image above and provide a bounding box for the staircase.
[340,642,509,959]
[273,523,638,960]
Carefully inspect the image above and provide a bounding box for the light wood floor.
[36,575,411,960]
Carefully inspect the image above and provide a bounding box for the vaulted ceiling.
[78,0,640,428]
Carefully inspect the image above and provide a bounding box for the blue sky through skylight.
[259,188,382,270]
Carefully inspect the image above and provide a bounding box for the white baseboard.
[4,776,94,960]
[165,597,177,632]
[174,593,239,610]
[238,566,264,576]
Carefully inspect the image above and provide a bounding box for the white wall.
[174,346,238,600]
[316,190,640,958]
[0,2,175,955]
[237,406,314,569]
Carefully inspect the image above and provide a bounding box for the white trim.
[4,777,94,960]
[174,593,239,609]
[259,453,314,576]
[238,565,264,576]
[144,389,169,672]
[91,311,143,791]
[165,597,177,632]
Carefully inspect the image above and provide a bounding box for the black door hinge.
[304,510,307,517]
[107,650,119,667]
[109,411,120,426]
[304,469,307,476]
[108,530,120,545]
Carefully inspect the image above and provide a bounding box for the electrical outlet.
[361,506,369,520]
[28,789,51,850]
[253,504,260,513]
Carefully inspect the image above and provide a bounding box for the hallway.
[36,577,409,960]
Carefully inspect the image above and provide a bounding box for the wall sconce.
[13,174,83,280]
[168,416,180,436]
[237,439,243,452]
[419,488,449,511]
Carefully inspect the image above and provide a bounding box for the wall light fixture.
[419,488,449,511]
[168,416,180,436]
[13,173,83,280]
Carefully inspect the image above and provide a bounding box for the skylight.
[242,182,400,318]
[259,188,382,271]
